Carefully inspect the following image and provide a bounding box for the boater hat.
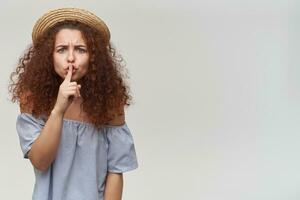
[32,7,111,45]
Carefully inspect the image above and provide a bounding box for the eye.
[77,48,87,53]
[57,48,65,53]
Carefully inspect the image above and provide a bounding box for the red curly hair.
[8,20,133,130]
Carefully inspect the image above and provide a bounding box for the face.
[53,28,89,81]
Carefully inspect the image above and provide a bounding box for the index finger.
[64,65,73,82]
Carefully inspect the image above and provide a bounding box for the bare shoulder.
[107,104,126,126]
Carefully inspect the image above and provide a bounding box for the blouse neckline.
[20,112,126,128]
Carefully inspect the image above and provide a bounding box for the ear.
[107,104,125,126]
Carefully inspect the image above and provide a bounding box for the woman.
[8,7,138,200]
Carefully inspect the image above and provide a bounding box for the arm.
[20,92,64,171]
[27,108,64,171]
[104,104,126,199]
[104,172,123,200]
[21,65,80,171]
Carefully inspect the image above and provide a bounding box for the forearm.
[29,108,64,171]
[104,172,123,200]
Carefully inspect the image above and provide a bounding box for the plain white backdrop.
[1,0,300,199]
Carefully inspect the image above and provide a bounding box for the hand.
[53,65,81,114]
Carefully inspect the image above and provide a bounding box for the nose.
[67,50,75,63]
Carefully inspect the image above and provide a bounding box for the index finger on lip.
[65,65,73,82]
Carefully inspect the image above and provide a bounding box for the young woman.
[8,7,138,200]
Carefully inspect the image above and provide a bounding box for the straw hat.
[32,7,110,45]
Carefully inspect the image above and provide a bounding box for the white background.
[1,0,300,199]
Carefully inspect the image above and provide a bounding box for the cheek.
[83,54,89,64]
[53,54,64,74]
[80,55,90,69]
[53,53,61,62]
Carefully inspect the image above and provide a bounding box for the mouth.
[64,66,77,74]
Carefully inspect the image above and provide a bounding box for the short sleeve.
[16,113,45,159]
[105,123,139,173]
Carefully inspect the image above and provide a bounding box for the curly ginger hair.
[8,20,133,130]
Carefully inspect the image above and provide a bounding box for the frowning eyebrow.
[55,44,87,49]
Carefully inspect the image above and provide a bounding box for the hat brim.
[32,7,110,45]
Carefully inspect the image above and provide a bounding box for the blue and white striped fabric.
[16,113,138,200]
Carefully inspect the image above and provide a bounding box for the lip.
[64,66,78,73]
[65,64,77,69]
[64,69,77,76]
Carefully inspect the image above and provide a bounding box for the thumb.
[77,84,81,97]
